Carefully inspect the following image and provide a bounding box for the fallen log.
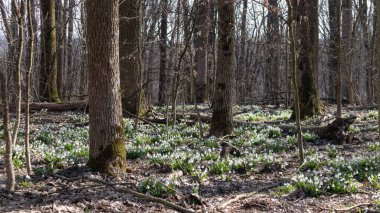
[6,101,88,113]
[5,102,357,143]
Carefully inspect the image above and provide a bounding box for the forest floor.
[0,104,379,213]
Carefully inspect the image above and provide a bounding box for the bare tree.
[342,0,353,104]
[287,0,304,163]
[193,0,209,103]
[237,0,247,103]
[158,0,168,105]
[328,0,342,117]
[40,0,60,102]
[210,0,235,137]
[120,0,147,115]
[25,0,34,175]
[86,0,126,175]
[294,0,323,119]
[376,0,380,139]
[0,0,26,191]
[265,0,280,104]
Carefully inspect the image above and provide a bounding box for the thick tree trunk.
[56,0,64,97]
[328,0,342,117]
[376,0,380,139]
[158,0,168,105]
[145,1,161,104]
[210,0,235,137]
[294,0,323,119]
[79,3,87,99]
[265,0,280,105]
[120,0,147,115]
[342,0,354,104]
[237,0,247,103]
[358,0,373,105]
[194,0,209,103]
[66,0,74,100]
[86,0,126,175]
[40,0,60,102]
[289,0,304,162]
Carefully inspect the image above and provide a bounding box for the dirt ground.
[0,106,379,213]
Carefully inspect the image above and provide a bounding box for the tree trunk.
[158,0,168,105]
[25,0,34,175]
[376,0,380,139]
[237,0,247,103]
[265,0,280,105]
[119,0,147,116]
[294,0,323,119]
[0,71,15,191]
[358,0,373,105]
[56,0,64,97]
[145,0,161,104]
[79,2,87,99]
[288,0,304,162]
[40,0,60,102]
[342,0,354,104]
[66,0,74,100]
[328,0,342,117]
[0,0,16,190]
[194,0,209,103]
[210,0,235,137]
[11,0,25,146]
[86,0,126,176]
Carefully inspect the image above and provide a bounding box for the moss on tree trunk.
[86,0,126,176]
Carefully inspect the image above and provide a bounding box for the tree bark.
[11,0,25,146]
[65,0,74,100]
[237,0,247,103]
[342,0,354,104]
[293,0,323,120]
[288,0,304,162]
[328,0,342,117]
[79,2,87,99]
[158,0,168,105]
[265,0,280,105]
[40,0,60,102]
[86,0,126,175]
[376,0,380,139]
[210,0,235,137]
[119,0,147,115]
[0,0,16,190]
[25,0,34,175]
[194,0,209,103]
[56,0,64,97]
[358,0,373,105]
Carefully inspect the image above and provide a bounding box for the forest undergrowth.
[0,104,379,212]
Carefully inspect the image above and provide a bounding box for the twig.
[52,173,194,213]
[333,203,372,211]
[86,176,196,213]
[218,182,282,210]
[317,202,372,212]
[124,110,159,131]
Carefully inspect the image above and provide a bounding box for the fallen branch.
[318,202,373,212]
[7,101,88,113]
[51,173,195,213]
[218,182,282,210]
[123,110,159,131]
[334,203,372,212]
